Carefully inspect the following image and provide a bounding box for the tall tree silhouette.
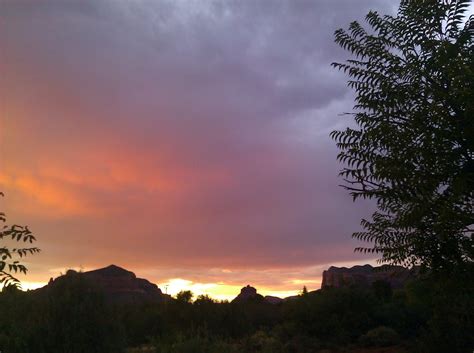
[331,0,473,271]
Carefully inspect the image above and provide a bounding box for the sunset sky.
[0,0,396,300]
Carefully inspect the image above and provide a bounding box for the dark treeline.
[0,268,472,353]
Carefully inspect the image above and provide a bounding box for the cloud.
[1,0,393,290]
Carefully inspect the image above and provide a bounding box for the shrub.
[359,326,400,347]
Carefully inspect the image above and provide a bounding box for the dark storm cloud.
[1,0,394,285]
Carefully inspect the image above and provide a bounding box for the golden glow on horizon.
[160,278,246,301]
[16,282,47,291]
[16,278,311,302]
[158,278,314,301]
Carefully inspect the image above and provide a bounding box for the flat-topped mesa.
[46,265,165,303]
[321,264,416,289]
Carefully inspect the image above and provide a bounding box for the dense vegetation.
[0,270,472,353]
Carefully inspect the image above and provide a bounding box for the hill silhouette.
[41,264,168,303]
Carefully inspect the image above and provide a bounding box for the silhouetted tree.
[176,290,194,303]
[331,0,474,271]
[195,294,216,305]
[300,286,308,296]
[0,192,40,287]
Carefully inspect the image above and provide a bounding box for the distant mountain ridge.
[38,263,416,304]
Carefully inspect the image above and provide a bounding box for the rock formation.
[231,285,286,304]
[321,264,415,289]
[232,285,263,303]
[43,264,166,303]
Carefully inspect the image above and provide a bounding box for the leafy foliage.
[176,290,194,303]
[331,0,474,270]
[0,192,40,288]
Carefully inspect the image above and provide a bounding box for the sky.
[0,0,396,300]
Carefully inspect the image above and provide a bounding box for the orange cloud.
[0,171,92,217]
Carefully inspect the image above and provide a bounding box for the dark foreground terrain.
[0,264,472,353]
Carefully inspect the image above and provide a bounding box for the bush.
[151,333,239,353]
[414,270,474,353]
[242,331,283,353]
[359,326,400,347]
